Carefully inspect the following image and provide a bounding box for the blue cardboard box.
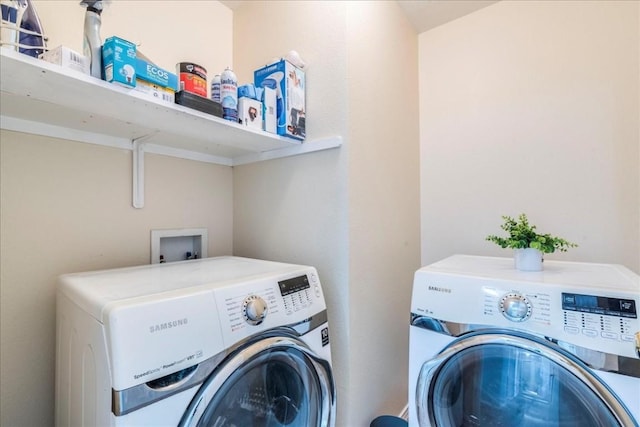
[135,58,179,92]
[102,36,136,88]
[254,59,305,140]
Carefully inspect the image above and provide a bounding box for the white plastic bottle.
[211,74,221,104]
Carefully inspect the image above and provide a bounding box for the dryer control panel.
[561,292,637,344]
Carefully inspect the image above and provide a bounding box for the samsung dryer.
[56,256,335,426]
[409,255,639,427]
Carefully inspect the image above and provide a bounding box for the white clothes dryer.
[56,256,335,427]
[409,255,639,427]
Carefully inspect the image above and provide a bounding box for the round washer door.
[180,334,335,427]
[416,330,637,427]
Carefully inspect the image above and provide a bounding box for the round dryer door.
[179,334,335,427]
[416,330,636,427]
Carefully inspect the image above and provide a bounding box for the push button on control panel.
[564,326,579,335]
[582,329,598,338]
[309,272,321,297]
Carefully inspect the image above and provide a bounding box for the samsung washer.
[409,255,639,427]
[56,256,335,426]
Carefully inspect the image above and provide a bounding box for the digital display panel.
[562,293,637,318]
[278,275,310,296]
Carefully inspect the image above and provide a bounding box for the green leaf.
[485,213,577,254]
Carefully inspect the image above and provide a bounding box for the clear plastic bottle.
[81,1,103,79]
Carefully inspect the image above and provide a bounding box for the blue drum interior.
[430,344,619,427]
[195,347,322,427]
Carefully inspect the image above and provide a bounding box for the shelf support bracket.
[132,140,145,209]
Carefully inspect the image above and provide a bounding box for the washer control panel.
[217,272,324,332]
[213,265,326,347]
[278,274,318,315]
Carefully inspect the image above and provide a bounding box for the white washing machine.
[409,255,639,427]
[56,256,335,427]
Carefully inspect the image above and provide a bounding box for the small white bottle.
[211,74,221,103]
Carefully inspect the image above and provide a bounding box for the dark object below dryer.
[370,415,408,427]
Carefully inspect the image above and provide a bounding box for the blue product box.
[135,58,179,92]
[254,59,305,140]
[102,36,137,88]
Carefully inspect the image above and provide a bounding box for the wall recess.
[150,228,208,264]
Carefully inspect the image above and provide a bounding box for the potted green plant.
[486,214,577,271]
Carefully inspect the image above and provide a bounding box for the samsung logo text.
[149,318,188,333]
[428,286,452,293]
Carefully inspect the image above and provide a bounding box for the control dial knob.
[499,292,532,322]
[242,295,268,325]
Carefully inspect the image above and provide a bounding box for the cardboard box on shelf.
[254,59,305,140]
[238,97,263,130]
[133,79,175,104]
[262,86,276,134]
[102,36,137,88]
[40,46,89,75]
[135,58,179,91]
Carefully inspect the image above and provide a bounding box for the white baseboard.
[399,404,409,420]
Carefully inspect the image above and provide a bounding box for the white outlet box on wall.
[151,228,208,264]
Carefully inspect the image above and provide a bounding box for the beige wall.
[231,1,352,423]
[33,0,233,91]
[233,1,420,425]
[345,1,420,422]
[420,0,640,273]
[0,2,234,425]
[0,132,233,426]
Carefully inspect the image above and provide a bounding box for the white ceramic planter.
[514,248,543,271]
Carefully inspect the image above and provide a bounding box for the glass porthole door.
[180,335,334,427]
[416,330,637,427]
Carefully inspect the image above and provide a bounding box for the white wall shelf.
[0,48,341,207]
[0,48,341,165]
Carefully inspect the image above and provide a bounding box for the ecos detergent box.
[135,58,179,91]
[254,59,305,141]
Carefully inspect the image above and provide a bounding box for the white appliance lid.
[58,256,312,321]
[422,255,639,292]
